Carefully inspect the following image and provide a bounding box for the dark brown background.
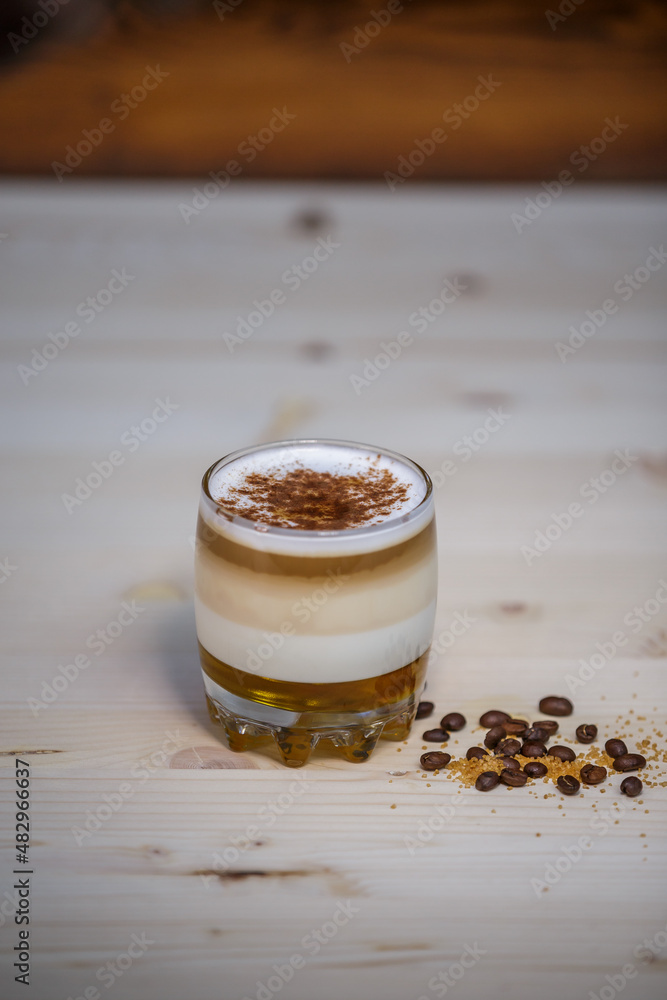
[0,0,665,180]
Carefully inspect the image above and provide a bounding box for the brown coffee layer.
[196,513,435,578]
[199,642,429,713]
[195,528,437,633]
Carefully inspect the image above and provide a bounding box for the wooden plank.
[0,183,666,1000]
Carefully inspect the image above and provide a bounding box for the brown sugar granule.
[218,465,410,530]
[442,747,622,790]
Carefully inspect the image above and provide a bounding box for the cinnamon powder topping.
[217,464,411,530]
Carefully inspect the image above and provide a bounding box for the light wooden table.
[1,183,666,1000]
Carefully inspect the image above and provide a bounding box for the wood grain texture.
[0,1,665,179]
[0,183,666,999]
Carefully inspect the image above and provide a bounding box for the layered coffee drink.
[195,439,437,766]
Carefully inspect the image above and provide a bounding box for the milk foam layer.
[195,595,436,684]
[202,439,433,557]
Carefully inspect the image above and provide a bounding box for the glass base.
[205,692,418,767]
[199,646,429,767]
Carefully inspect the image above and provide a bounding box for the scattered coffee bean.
[415,701,434,720]
[533,719,559,735]
[557,775,580,795]
[620,776,643,797]
[605,739,627,759]
[499,756,521,771]
[580,763,607,785]
[423,729,449,742]
[522,741,547,758]
[466,746,489,760]
[523,726,549,743]
[613,753,646,773]
[523,761,548,778]
[484,726,506,749]
[440,712,466,731]
[548,745,576,763]
[479,710,511,727]
[576,724,598,744]
[538,696,573,717]
[502,719,528,736]
[501,770,528,787]
[420,752,451,771]
[475,771,500,791]
[495,738,522,757]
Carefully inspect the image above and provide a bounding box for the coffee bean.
[538,696,573,717]
[495,738,522,757]
[557,775,580,795]
[533,719,559,735]
[620,776,643,797]
[580,763,607,785]
[523,726,549,743]
[501,770,528,787]
[522,741,547,758]
[420,751,451,771]
[605,739,627,759]
[475,771,500,791]
[479,710,511,727]
[548,745,576,763]
[499,756,521,771]
[484,725,506,749]
[466,746,489,761]
[502,719,528,736]
[440,712,466,731]
[613,753,646,773]
[523,761,548,778]
[576,724,597,744]
[415,701,434,720]
[423,729,449,742]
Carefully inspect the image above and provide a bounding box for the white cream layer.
[195,595,436,684]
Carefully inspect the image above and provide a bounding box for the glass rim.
[200,437,433,539]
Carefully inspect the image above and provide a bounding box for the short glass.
[194,439,437,767]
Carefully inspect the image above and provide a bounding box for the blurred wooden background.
[0,0,665,180]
